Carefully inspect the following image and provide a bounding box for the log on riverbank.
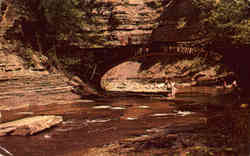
[0,115,63,136]
[93,123,207,155]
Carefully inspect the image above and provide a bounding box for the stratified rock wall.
[90,0,204,46]
[0,0,213,96]
[96,0,164,46]
[0,4,82,113]
[0,0,202,47]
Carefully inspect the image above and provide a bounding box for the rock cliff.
[0,46,83,114]
[98,0,203,46]
[97,0,164,46]
[0,0,203,46]
[0,0,234,96]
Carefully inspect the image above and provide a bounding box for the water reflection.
[0,86,249,155]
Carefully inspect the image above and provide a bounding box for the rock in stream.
[0,115,63,136]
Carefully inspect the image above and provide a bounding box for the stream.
[0,86,249,156]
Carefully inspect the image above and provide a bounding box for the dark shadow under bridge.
[56,42,209,92]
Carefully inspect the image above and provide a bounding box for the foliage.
[193,0,250,46]
[145,0,162,9]
[4,0,119,76]
[22,48,35,68]
[11,0,114,50]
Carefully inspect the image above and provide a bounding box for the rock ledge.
[0,115,63,136]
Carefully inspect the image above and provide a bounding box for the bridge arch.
[57,42,209,93]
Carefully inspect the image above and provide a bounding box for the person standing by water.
[170,81,177,97]
[164,78,171,90]
[164,78,177,97]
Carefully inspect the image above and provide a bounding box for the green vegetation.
[3,0,118,77]
[8,0,249,57]
[1,0,248,87]
[5,0,249,52]
[145,0,162,9]
[22,48,36,68]
[193,0,250,47]
[10,0,115,51]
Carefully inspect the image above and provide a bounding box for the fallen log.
[0,115,63,136]
[108,123,206,153]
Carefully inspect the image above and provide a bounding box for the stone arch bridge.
[57,42,209,92]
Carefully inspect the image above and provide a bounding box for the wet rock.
[150,111,194,117]
[124,117,137,121]
[150,113,175,117]
[15,112,34,115]
[175,111,193,116]
[138,105,150,109]
[86,119,111,123]
[92,105,111,109]
[75,99,95,103]
[43,134,52,139]
[0,115,63,136]
[146,128,164,133]
[110,107,126,110]
[177,81,197,87]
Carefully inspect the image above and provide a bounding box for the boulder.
[0,115,63,136]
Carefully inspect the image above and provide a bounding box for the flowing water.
[0,86,249,156]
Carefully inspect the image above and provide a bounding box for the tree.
[8,0,113,51]
[193,0,250,47]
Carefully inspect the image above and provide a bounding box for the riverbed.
[0,86,249,156]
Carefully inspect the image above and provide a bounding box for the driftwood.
[68,76,99,96]
[109,123,206,153]
[0,115,63,136]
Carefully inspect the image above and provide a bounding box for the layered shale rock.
[100,0,163,46]
[0,0,204,46]
[0,0,211,96]
[0,45,82,116]
[0,115,63,136]
[97,0,203,46]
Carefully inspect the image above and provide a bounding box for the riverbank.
[102,56,236,93]
[0,78,247,156]
[0,87,242,156]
